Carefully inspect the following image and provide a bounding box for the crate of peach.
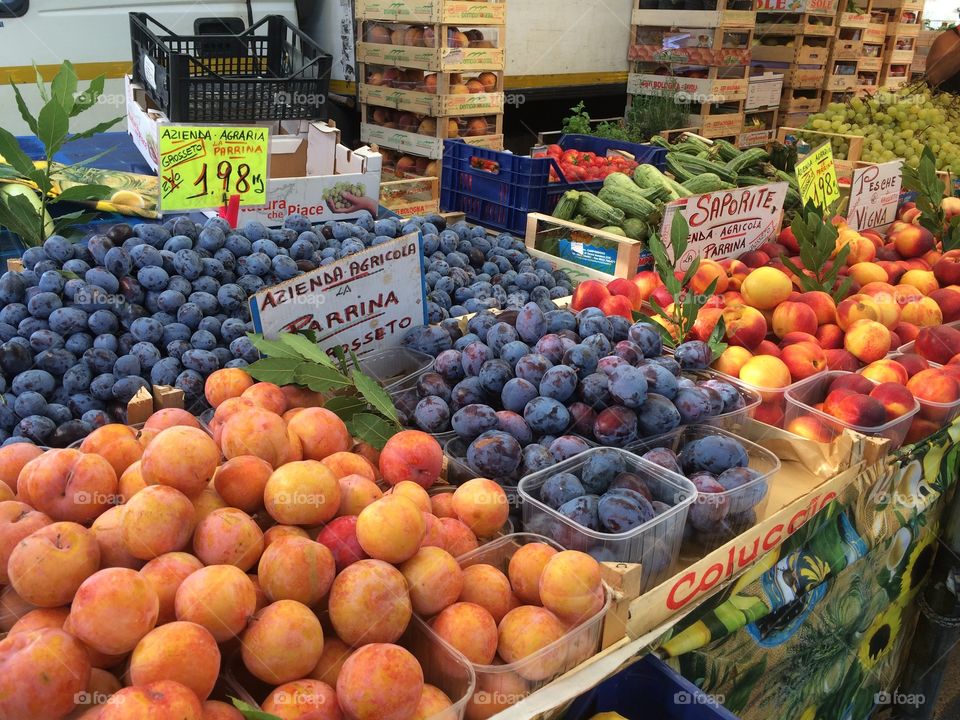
[362,106,503,160]
[783,370,919,449]
[358,23,505,71]
[361,66,504,116]
[422,533,613,720]
[357,0,506,25]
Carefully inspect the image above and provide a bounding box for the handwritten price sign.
[159,125,270,212]
[848,160,903,232]
[796,142,840,210]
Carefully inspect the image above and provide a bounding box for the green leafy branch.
[779,203,852,303]
[231,698,281,720]
[244,331,401,449]
[635,213,722,356]
[901,145,960,252]
[0,61,121,246]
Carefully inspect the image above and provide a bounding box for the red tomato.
[561,150,581,165]
[547,144,562,157]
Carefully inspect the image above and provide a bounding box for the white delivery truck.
[0,0,631,141]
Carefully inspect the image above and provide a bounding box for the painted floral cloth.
[658,421,959,720]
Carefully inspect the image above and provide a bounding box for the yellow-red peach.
[771,301,818,339]
[458,563,514,623]
[241,382,288,415]
[829,393,888,427]
[121,485,196,560]
[263,678,340,720]
[202,700,246,720]
[893,224,936,259]
[860,359,909,386]
[712,346,753,377]
[741,267,792,309]
[338,474,383,516]
[439,518,479,557]
[18,449,117,524]
[141,427,219,498]
[7,521,99,607]
[287,407,352,462]
[79,424,143,478]
[357,494,425,563]
[688,258,728,295]
[780,342,828,382]
[91,505,142,570]
[606,277,643,310]
[497,606,567,680]
[337,643,424,720]
[310,635,352,686]
[390,480,432,513]
[901,297,944,327]
[452,478,509,537]
[631,271,662,301]
[242,599,324,684]
[263,524,310,548]
[816,324,844,349]
[907,416,941,444]
[844,319,891,363]
[139,552,203,625]
[930,288,960,323]
[900,269,938,296]
[0,500,52,585]
[281,384,328,409]
[431,491,457,519]
[848,262,886,287]
[0,443,43,493]
[70,567,159,655]
[431,601,498,664]
[738,356,792,396]
[9,606,69,635]
[722,305,767,349]
[826,349,860,371]
[328,559,412,646]
[143,408,202,432]
[204,368,255,408]
[175,564,257,641]
[193,508,264,570]
[508,542,558,605]
[421,512,446,549]
[465,663,529,720]
[221,408,293,467]
[130,621,221,700]
[264,460,341,526]
[779,331,819,347]
[258,536,336,606]
[379,430,443,488]
[118,460,149,501]
[908,369,960,419]
[192,486,227,525]
[213,455,273,513]
[538,550,605,625]
[400,546,464,616]
[322,451,377,482]
[0,628,91,720]
[0,585,36,633]
[99,679,203,720]
[570,279,610,310]
[836,295,881,331]
[413,684,455,720]
[870,382,916,420]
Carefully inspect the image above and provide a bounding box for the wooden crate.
[359,81,505,116]
[832,40,863,61]
[356,39,506,72]
[756,12,835,36]
[776,126,864,178]
[360,112,503,160]
[752,40,831,65]
[631,7,756,29]
[379,175,440,216]
[524,212,646,281]
[838,12,871,28]
[780,90,822,113]
[356,0,505,24]
[627,72,748,103]
[824,72,858,92]
[740,106,778,147]
[858,55,883,72]
[629,23,753,66]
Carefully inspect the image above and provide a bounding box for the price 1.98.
[188,161,264,200]
[809,169,838,209]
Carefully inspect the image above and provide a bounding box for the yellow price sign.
[795,142,840,210]
[158,125,270,212]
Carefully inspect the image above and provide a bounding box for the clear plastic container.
[360,347,435,390]
[710,368,802,429]
[388,374,456,446]
[222,613,476,720]
[628,425,781,555]
[437,533,612,719]
[681,369,762,433]
[517,447,696,591]
[784,370,920,449]
[896,319,960,357]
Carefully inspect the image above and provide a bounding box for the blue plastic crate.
[440,135,666,236]
[564,654,740,720]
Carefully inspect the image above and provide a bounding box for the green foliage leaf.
[0,196,42,246]
[0,127,38,177]
[293,364,354,393]
[36,99,70,157]
[49,61,78,115]
[64,117,124,145]
[230,698,283,720]
[246,333,305,360]
[278,332,338,367]
[670,212,689,259]
[708,315,728,358]
[352,371,400,424]
[636,312,676,347]
[347,413,401,450]
[10,83,39,137]
[832,275,854,304]
[323,395,368,421]
[32,64,49,102]
[54,184,112,204]
[72,76,105,117]
[245,358,304,386]
[52,211,101,235]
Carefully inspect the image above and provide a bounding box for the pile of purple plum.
[636,431,769,549]
[399,303,749,483]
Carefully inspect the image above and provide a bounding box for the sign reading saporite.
[248,233,427,357]
[660,182,788,271]
[848,160,903,232]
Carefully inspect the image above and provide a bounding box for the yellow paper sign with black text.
[795,142,840,210]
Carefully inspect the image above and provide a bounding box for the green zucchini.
[682,173,735,194]
[577,193,626,226]
[622,218,649,241]
[671,154,738,184]
[552,190,580,220]
[724,147,769,175]
[597,185,657,220]
[601,226,627,237]
[665,153,696,183]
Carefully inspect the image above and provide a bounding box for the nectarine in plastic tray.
[784,370,920,450]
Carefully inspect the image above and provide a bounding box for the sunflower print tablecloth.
[656,421,960,720]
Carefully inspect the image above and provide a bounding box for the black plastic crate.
[130,13,333,123]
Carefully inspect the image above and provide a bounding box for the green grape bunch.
[804,84,960,175]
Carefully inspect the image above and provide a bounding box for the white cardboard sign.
[848,160,903,233]
[660,182,788,271]
[249,233,427,357]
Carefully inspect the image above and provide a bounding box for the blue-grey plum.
[434,349,465,383]
[577,373,610,409]
[549,435,591,462]
[562,344,598,378]
[450,377,486,411]
[598,489,655,532]
[674,387,712,424]
[627,322,663,358]
[592,406,638,446]
[639,363,679,400]
[495,410,532,445]
[557,494,601,531]
[478,359,513,395]
[521,443,555,475]
[608,365,649,409]
[500,378,538,414]
[451,404,499,439]
[716,467,766,514]
[687,472,730,531]
[499,341,531,368]
[539,365,578,403]
[635,393,682,436]
[579,449,626,495]
[675,340,713,370]
[680,435,750,475]
[523,396,570,436]
[414,396,451,433]
[467,430,522,478]
[640,447,683,475]
[514,353,552,387]
[540,472,585,510]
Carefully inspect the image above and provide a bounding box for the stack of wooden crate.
[911,29,940,79]
[626,0,756,142]
[872,0,923,88]
[752,0,838,129]
[821,5,873,105]
[355,0,506,190]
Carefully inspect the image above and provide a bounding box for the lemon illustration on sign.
[110,190,146,208]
